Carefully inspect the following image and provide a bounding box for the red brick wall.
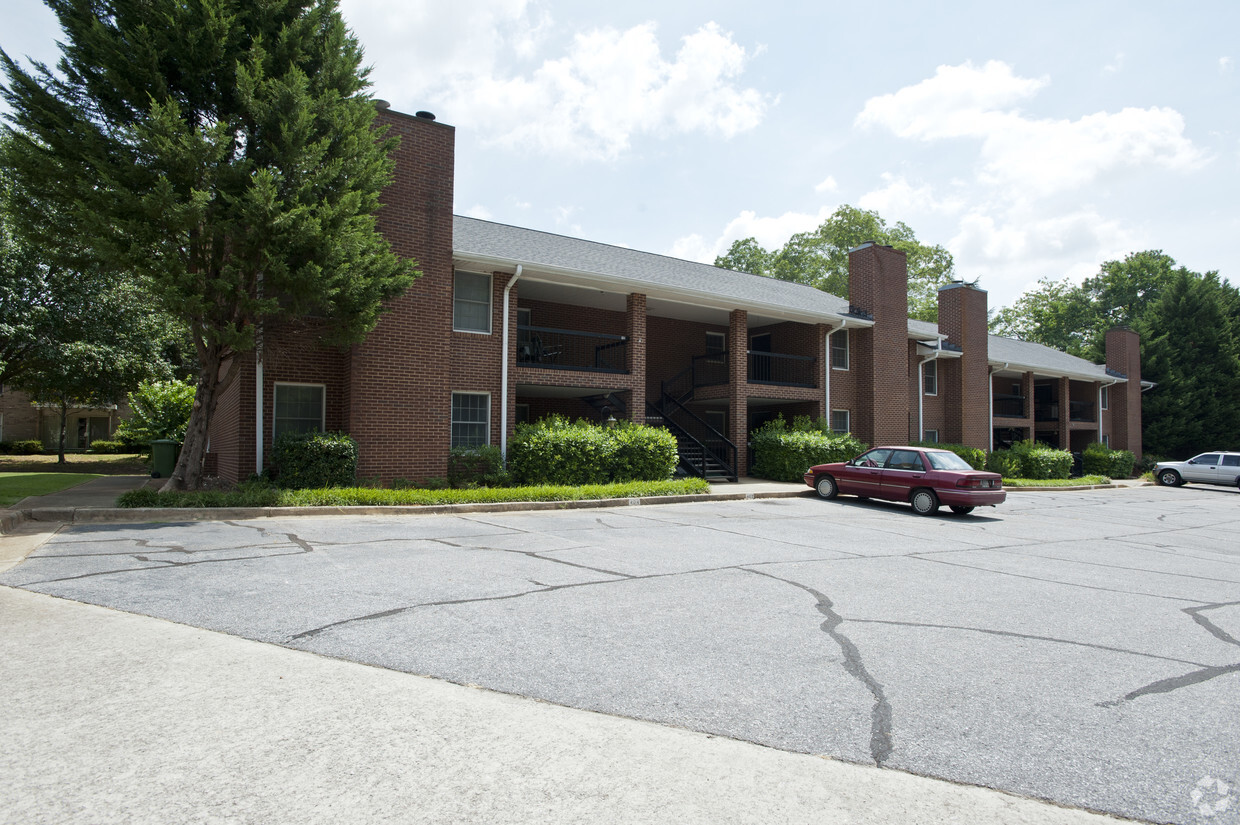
[848,244,909,446]
[1105,328,1142,459]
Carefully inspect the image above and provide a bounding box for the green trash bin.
[150,439,179,479]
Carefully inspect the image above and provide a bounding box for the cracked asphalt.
[4,485,1239,824]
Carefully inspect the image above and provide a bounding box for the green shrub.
[984,450,1022,478]
[750,417,868,483]
[0,441,10,454]
[11,439,45,455]
[606,421,678,482]
[1085,443,1135,479]
[267,431,358,489]
[911,441,985,469]
[507,415,677,485]
[447,445,508,488]
[1007,440,1072,479]
[88,440,128,454]
[114,378,195,448]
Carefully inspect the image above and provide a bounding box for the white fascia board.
[452,252,874,329]
[988,359,1121,383]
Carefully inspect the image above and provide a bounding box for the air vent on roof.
[415,110,436,121]
[374,99,390,110]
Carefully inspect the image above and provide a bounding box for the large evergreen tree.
[1,0,416,489]
[714,205,956,322]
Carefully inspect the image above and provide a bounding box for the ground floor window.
[274,383,325,442]
[830,409,850,434]
[923,429,939,443]
[451,392,490,447]
[923,360,938,395]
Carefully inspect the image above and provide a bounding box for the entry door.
[750,333,772,382]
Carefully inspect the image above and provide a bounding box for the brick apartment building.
[204,106,1145,484]
[0,386,125,451]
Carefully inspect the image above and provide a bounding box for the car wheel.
[910,488,939,516]
[949,505,975,515]
[1157,469,1182,487]
[815,475,838,500]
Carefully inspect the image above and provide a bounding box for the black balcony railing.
[993,394,1026,418]
[749,351,817,387]
[691,352,729,388]
[1068,400,1096,422]
[516,324,627,373]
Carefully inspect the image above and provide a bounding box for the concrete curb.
[3,488,814,529]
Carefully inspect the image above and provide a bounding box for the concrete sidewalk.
[0,582,1128,825]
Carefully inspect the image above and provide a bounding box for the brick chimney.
[848,243,909,446]
[937,282,990,450]
[350,107,456,482]
[1105,327,1142,460]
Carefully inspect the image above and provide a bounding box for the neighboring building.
[0,385,125,449]
[205,107,1145,484]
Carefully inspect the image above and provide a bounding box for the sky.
[3,0,1237,310]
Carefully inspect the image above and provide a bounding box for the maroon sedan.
[802,446,1005,516]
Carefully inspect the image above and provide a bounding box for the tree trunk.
[160,348,240,492]
[57,398,68,465]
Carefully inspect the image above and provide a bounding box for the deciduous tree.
[714,205,956,321]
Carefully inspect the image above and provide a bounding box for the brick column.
[937,283,990,450]
[1057,376,1071,449]
[728,309,748,477]
[625,293,647,420]
[848,243,909,446]
[1105,327,1143,459]
[815,323,830,420]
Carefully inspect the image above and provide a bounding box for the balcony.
[993,394,1026,418]
[1032,399,1097,423]
[516,324,627,373]
[748,351,817,387]
[1068,400,1096,422]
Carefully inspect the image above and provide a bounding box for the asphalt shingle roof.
[453,215,1116,381]
[454,216,853,320]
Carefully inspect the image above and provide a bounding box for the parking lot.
[4,484,1239,824]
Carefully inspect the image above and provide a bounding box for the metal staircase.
[648,364,738,482]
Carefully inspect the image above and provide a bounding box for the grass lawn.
[0,452,148,475]
[1004,475,1113,487]
[0,472,103,507]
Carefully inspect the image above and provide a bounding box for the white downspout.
[919,344,943,442]
[1099,378,1120,445]
[826,319,848,427]
[500,265,523,461]
[988,362,1009,452]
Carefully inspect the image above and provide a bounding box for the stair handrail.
[651,390,738,481]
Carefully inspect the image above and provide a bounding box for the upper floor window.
[923,359,938,396]
[830,329,849,370]
[453,271,492,333]
[1101,385,1109,410]
[705,331,726,362]
[274,383,325,442]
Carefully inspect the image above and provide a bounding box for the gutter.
[1098,377,1120,444]
[825,318,848,424]
[500,265,523,462]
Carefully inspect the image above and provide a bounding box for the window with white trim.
[830,329,849,370]
[923,359,938,396]
[453,271,492,333]
[273,384,325,442]
[451,392,490,447]
[923,429,939,443]
[705,331,726,363]
[830,409,850,434]
[1101,385,1109,410]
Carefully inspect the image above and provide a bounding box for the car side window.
[856,449,892,468]
[1197,454,1222,465]
[887,450,924,471]
[1222,455,1240,467]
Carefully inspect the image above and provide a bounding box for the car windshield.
[925,451,972,471]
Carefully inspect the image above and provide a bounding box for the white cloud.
[462,204,493,220]
[1221,56,1234,75]
[670,206,835,263]
[857,173,963,216]
[856,60,1207,199]
[1103,53,1125,74]
[343,1,770,161]
[814,175,838,193]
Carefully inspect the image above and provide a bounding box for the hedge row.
[507,416,678,485]
[749,417,868,483]
[1082,442,1136,478]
